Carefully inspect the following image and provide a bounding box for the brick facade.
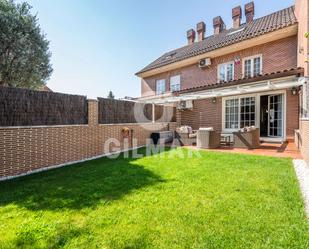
[177,89,299,139]
[178,98,222,132]
[141,36,297,97]
[295,0,309,77]
[0,100,175,180]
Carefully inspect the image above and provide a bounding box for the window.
[224,96,256,130]
[156,79,166,95]
[170,75,181,92]
[225,99,239,129]
[218,62,234,82]
[244,60,251,78]
[243,55,262,78]
[240,97,256,128]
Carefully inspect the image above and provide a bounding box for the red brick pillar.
[295,0,309,76]
[88,99,98,126]
[300,118,309,164]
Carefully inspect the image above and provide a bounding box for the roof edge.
[136,23,298,78]
[177,67,304,94]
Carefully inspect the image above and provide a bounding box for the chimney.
[232,6,242,29]
[245,2,254,23]
[213,16,225,35]
[197,21,206,42]
[187,29,196,45]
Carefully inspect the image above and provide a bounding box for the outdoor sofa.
[233,127,260,149]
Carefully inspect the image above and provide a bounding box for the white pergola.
[139,77,306,105]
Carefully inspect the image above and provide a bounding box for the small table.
[220,134,233,146]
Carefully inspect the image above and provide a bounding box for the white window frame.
[242,54,263,78]
[170,75,181,92]
[223,94,258,132]
[156,79,166,95]
[217,61,234,82]
[222,90,287,142]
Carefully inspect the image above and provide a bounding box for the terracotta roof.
[137,6,297,75]
[175,67,304,94]
[38,85,53,92]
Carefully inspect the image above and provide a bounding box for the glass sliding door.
[268,94,283,137]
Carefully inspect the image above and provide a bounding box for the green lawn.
[0,148,309,249]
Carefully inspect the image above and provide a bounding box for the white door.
[268,94,283,138]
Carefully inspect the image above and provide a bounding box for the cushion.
[177,126,193,134]
[189,133,197,138]
[199,127,214,131]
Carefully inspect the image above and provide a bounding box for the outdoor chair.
[175,126,197,146]
[233,127,260,149]
[197,128,221,149]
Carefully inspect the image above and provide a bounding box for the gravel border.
[293,159,309,219]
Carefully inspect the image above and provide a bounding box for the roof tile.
[137,6,297,75]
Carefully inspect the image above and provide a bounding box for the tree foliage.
[0,0,52,88]
[107,90,115,99]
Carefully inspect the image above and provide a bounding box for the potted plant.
[121,127,131,138]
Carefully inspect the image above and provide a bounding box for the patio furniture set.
[173,126,260,150]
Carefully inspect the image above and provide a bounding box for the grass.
[0,147,309,248]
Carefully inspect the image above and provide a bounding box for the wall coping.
[98,122,175,126]
[0,122,176,130]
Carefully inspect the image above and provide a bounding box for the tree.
[107,90,115,99]
[0,0,52,89]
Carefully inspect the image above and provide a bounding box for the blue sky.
[21,0,294,98]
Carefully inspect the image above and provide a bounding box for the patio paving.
[187,141,302,159]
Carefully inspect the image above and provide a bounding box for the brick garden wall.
[299,119,309,164]
[0,100,176,180]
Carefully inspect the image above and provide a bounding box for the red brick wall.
[295,0,309,77]
[178,98,222,132]
[299,119,309,164]
[141,36,298,97]
[177,89,299,139]
[286,90,300,139]
[0,100,176,180]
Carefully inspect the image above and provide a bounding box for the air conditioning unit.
[199,58,211,68]
[178,100,193,110]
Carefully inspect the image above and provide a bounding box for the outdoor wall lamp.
[212,97,217,104]
[299,46,304,54]
[291,87,298,96]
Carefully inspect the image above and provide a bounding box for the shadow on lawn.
[0,149,167,211]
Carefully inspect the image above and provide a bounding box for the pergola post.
[152,103,155,123]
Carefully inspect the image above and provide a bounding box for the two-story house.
[136,1,309,146]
